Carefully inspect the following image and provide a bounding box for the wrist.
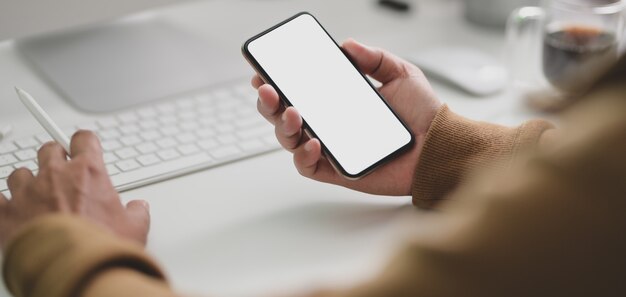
[410,105,554,208]
[3,214,164,297]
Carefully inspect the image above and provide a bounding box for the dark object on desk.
[378,0,411,12]
[543,26,618,94]
[465,0,538,28]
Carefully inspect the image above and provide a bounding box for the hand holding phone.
[245,13,441,195]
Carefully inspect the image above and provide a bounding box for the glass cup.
[506,0,624,109]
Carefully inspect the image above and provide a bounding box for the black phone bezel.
[241,12,415,179]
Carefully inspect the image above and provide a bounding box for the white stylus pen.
[15,87,71,154]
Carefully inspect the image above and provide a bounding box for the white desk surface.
[0,0,548,296]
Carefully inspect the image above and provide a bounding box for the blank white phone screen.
[247,14,412,176]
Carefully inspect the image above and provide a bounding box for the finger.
[70,130,103,160]
[257,84,284,124]
[126,200,151,244]
[292,139,339,184]
[37,141,67,169]
[251,75,265,89]
[276,107,304,151]
[342,38,413,84]
[293,139,322,177]
[7,168,34,194]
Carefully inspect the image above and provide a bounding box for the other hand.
[0,131,150,250]
[252,39,441,196]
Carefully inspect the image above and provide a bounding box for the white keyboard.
[0,80,279,197]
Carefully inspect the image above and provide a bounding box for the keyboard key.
[179,121,200,131]
[0,154,18,167]
[215,123,235,133]
[115,160,141,172]
[160,126,180,136]
[216,100,239,111]
[140,130,161,141]
[217,134,238,144]
[177,144,200,155]
[111,153,213,190]
[101,140,122,152]
[156,138,177,149]
[140,120,159,129]
[236,106,257,117]
[157,149,180,161]
[35,133,54,144]
[14,149,37,161]
[198,106,216,116]
[115,147,139,159]
[179,111,196,120]
[175,133,196,144]
[103,152,119,164]
[120,135,142,146]
[210,145,242,160]
[196,128,216,139]
[0,166,13,179]
[200,117,218,126]
[15,137,39,149]
[218,111,237,122]
[198,139,219,150]
[118,124,140,135]
[159,115,177,125]
[136,142,159,154]
[137,154,161,166]
[237,125,273,139]
[0,143,18,154]
[235,116,264,128]
[13,161,38,171]
[98,129,121,140]
[106,164,120,176]
[238,139,265,152]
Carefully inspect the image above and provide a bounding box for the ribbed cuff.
[412,105,553,209]
[3,215,165,297]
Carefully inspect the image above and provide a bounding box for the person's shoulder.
[549,82,626,184]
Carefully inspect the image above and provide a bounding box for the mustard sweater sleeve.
[2,215,172,297]
[412,105,553,208]
[302,83,626,297]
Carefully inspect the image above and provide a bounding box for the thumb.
[342,38,410,84]
[125,199,151,244]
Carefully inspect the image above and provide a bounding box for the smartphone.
[242,12,414,179]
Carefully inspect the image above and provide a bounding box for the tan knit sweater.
[3,59,626,297]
